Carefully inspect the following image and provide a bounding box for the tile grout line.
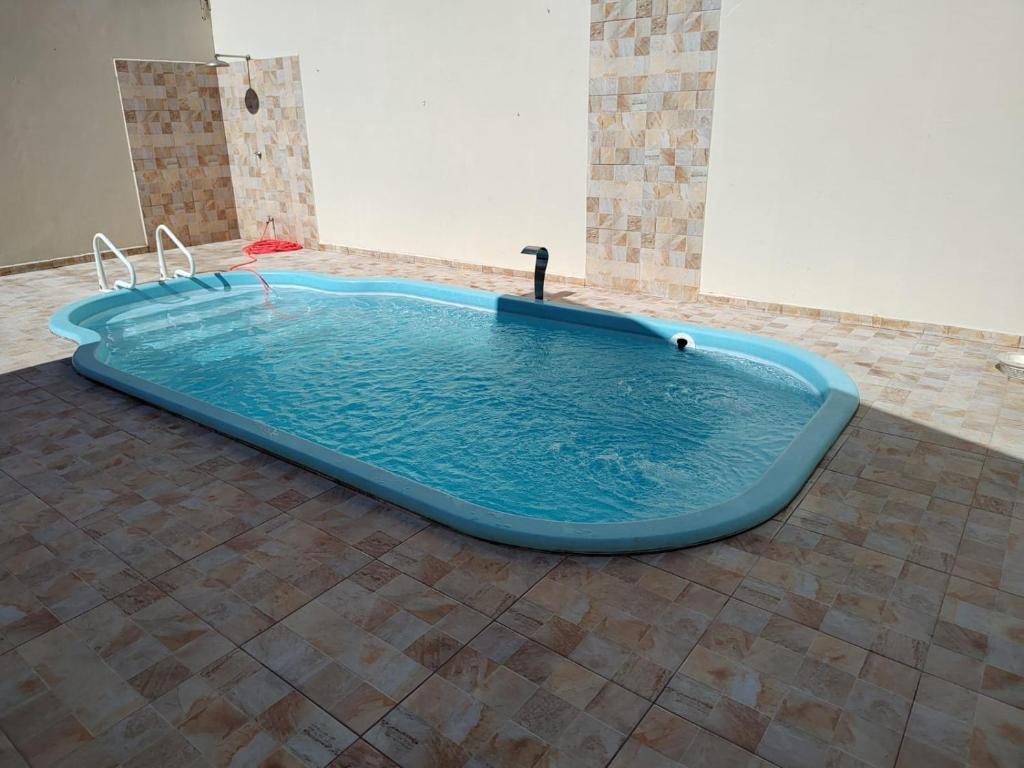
[2,470,551,765]
[782,429,1014,598]
[890,667,927,768]
[3,387,1016,624]
[599,590,746,768]
[0,409,994,735]
[343,551,567,761]
[0,713,31,768]
[5,258,1024,765]
[26,372,1012,606]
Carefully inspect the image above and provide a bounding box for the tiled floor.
[0,241,1022,767]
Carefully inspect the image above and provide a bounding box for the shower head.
[205,53,250,68]
[205,53,258,112]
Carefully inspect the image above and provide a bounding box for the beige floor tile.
[501,556,727,699]
[380,525,562,617]
[3,241,1024,766]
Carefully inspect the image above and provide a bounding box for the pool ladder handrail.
[93,233,137,291]
[155,224,197,280]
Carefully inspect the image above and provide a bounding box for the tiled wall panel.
[115,60,239,246]
[219,56,319,248]
[586,0,720,300]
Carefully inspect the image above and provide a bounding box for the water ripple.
[87,288,822,523]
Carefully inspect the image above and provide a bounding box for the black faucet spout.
[521,246,549,300]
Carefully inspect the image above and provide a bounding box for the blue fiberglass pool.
[50,272,858,553]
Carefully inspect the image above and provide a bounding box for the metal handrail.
[154,224,196,279]
[93,233,137,291]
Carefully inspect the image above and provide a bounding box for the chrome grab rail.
[92,233,137,291]
[154,224,196,280]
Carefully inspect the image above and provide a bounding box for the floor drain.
[996,353,1024,380]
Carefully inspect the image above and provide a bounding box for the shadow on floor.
[4,353,1020,531]
[2,353,1023,767]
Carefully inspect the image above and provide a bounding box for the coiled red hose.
[230,222,302,294]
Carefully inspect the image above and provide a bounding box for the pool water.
[84,286,821,523]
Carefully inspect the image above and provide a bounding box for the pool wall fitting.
[521,245,549,300]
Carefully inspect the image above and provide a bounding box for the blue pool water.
[82,285,822,524]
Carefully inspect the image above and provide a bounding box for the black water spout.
[521,246,549,300]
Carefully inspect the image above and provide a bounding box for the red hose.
[228,249,271,293]
[230,222,302,295]
[243,238,303,255]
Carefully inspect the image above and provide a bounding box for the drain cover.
[996,353,1024,380]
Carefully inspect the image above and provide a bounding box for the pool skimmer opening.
[671,332,695,350]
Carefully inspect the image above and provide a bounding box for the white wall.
[211,0,590,278]
[702,0,1024,334]
[0,0,215,267]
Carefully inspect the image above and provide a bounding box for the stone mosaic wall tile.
[115,60,240,247]
[219,56,319,249]
[586,0,721,299]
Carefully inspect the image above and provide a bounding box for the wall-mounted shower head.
[205,53,260,114]
[205,53,250,68]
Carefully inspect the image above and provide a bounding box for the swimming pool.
[50,272,858,553]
